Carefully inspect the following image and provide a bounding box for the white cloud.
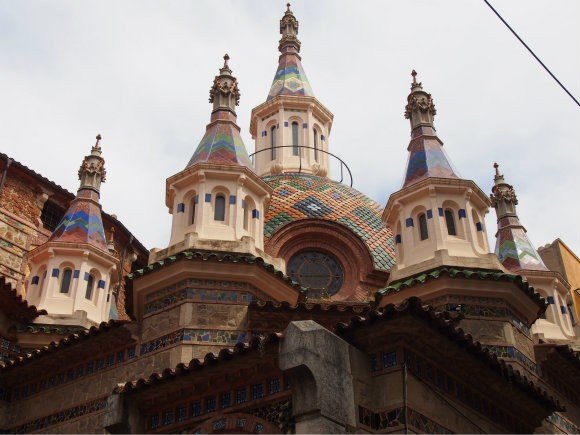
[1,0,578,255]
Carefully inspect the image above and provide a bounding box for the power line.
[483,0,580,108]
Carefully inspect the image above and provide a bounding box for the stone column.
[279,320,361,433]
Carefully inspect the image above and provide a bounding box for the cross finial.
[493,162,500,177]
[95,134,102,148]
[223,53,229,68]
[287,3,291,11]
[411,70,417,84]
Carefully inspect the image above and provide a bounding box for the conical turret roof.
[187,55,253,169]
[491,163,548,272]
[402,71,459,188]
[267,3,314,101]
[48,135,108,252]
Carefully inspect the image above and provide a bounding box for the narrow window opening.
[292,122,299,156]
[85,274,95,300]
[445,209,457,236]
[60,268,72,294]
[243,205,249,231]
[270,126,277,160]
[190,198,196,225]
[214,195,226,221]
[313,128,319,162]
[419,213,429,240]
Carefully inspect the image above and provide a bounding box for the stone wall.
[0,176,41,226]
[4,346,176,432]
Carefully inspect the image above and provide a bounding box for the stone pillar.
[279,320,361,433]
[103,393,145,434]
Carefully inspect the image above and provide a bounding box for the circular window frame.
[287,250,345,297]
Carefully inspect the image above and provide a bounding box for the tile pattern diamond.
[267,53,314,101]
[403,126,459,188]
[495,217,548,272]
[48,189,108,252]
[187,112,252,169]
[263,174,395,270]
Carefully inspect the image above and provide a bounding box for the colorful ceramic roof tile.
[267,4,314,101]
[402,71,459,188]
[490,164,548,272]
[268,53,314,101]
[187,55,253,170]
[48,137,109,252]
[263,173,396,271]
[375,266,546,314]
[186,115,252,168]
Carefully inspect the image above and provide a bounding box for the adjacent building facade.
[0,5,579,434]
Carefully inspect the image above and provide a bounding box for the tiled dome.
[263,173,395,271]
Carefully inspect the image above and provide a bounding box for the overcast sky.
[1,0,579,258]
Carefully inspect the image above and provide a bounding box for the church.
[0,4,579,434]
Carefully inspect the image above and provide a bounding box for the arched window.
[444,209,457,236]
[190,197,196,225]
[291,122,299,156]
[313,128,319,161]
[270,126,277,160]
[214,195,226,221]
[60,268,72,294]
[85,274,95,300]
[419,213,429,240]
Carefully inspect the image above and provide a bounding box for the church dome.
[263,173,395,271]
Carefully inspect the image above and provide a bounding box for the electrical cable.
[483,0,580,108]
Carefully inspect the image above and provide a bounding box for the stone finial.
[209,54,240,111]
[404,71,436,128]
[95,134,102,149]
[79,134,106,188]
[279,2,301,53]
[490,163,517,207]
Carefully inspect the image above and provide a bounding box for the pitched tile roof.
[375,266,546,313]
[263,173,395,271]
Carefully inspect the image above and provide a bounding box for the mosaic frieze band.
[358,405,452,434]
[426,294,532,336]
[146,377,289,432]
[140,329,248,355]
[9,396,108,434]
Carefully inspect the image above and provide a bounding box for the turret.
[157,55,274,264]
[250,4,334,177]
[383,72,500,281]
[25,135,120,327]
[491,164,575,340]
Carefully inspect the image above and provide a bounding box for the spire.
[48,135,108,251]
[267,4,314,100]
[187,55,252,168]
[402,70,459,188]
[490,163,548,272]
[209,53,240,115]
